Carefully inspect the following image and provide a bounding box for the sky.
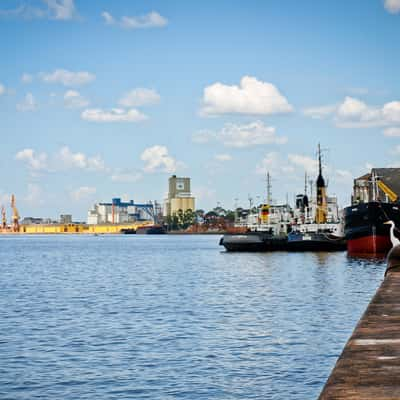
[1,0,400,220]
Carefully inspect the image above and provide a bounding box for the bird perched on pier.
[384,220,400,275]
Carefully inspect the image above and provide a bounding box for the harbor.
[2,1,400,398]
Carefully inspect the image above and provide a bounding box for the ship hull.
[287,231,346,252]
[344,202,400,254]
[220,232,287,252]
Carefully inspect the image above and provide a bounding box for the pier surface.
[319,265,400,399]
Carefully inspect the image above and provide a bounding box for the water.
[0,235,386,399]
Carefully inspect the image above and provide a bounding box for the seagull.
[384,220,400,275]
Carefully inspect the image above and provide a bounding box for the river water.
[0,235,385,399]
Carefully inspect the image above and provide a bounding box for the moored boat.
[288,144,346,251]
[344,169,400,255]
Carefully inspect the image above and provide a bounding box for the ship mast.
[266,172,272,205]
[315,143,328,224]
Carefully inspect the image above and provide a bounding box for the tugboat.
[220,173,291,252]
[287,145,346,251]
[344,168,400,254]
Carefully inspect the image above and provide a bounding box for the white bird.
[384,220,400,247]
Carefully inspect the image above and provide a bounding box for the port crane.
[10,194,20,232]
[377,179,398,202]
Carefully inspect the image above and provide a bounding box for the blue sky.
[1,0,400,220]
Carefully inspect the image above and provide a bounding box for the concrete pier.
[319,256,400,399]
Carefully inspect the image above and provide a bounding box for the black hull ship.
[344,202,400,254]
[219,231,287,252]
[287,230,346,252]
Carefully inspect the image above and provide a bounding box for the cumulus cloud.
[193,121,287,148]
[304,96,400,128]
[256,152,320,176]
[256,152,292,175]
[58,146,106,171]
[21,73,33,83]
[0,0,77,20]
[288,154,318,174]
[102,10,168,29]
[0,83,4,95]
[119,88,160,107]
[384,0,400,13]
[81,108,147,123]
[192,130,216,144]
[141,145,179,173]
[15,149,48,171]
[70,186,96,201]
[17,92,37,111]
[200,76,293,116]
[214,154,232,161]
[302,105,337,119]
[384,127,400,137]
[41,69,95,86]
[43,0,76,20]
[64,90,89,108]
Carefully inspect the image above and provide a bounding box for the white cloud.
[193,121,287,148]
[70,186,96,201]
[64,90,89,108]
[57,146,106,171]
[0,83,4,95]
[21,73,33,83]
[41,69,95,86]
[384,0,400,13]
[141,145,178,173]
[0,0,77,20]
[81,108,147,123]
[219,121,287,147]
[119,88,160,107]
[304,96,400,128]
[214,154,232,161]
[302,104,337,119]
[256,152,290,175]
[43,0,76,20]
[192,130,216,144]
[384,127,400,137]
[111,171,143,183]
[102,10,168,29]
[101,11,114,25]
[16,93,37,111]
[200,76,293,116]
[15,149,48,171]
[288,154,318,174]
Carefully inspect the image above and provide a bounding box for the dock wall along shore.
[319,250,400,399]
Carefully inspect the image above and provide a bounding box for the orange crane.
[1,206,6,229]
[10,194,20,232]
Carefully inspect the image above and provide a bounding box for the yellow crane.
[10,194,20,232]
[377,180,398,203]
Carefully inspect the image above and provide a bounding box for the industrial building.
[87,198,155,225]
[352,168,400,204]
[164,175,195,217]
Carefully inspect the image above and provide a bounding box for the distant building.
[60,214,72,224]
[164,175,195,217]
[352,168,400,204]
[87,198,154,224]
[20,217,56,225]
